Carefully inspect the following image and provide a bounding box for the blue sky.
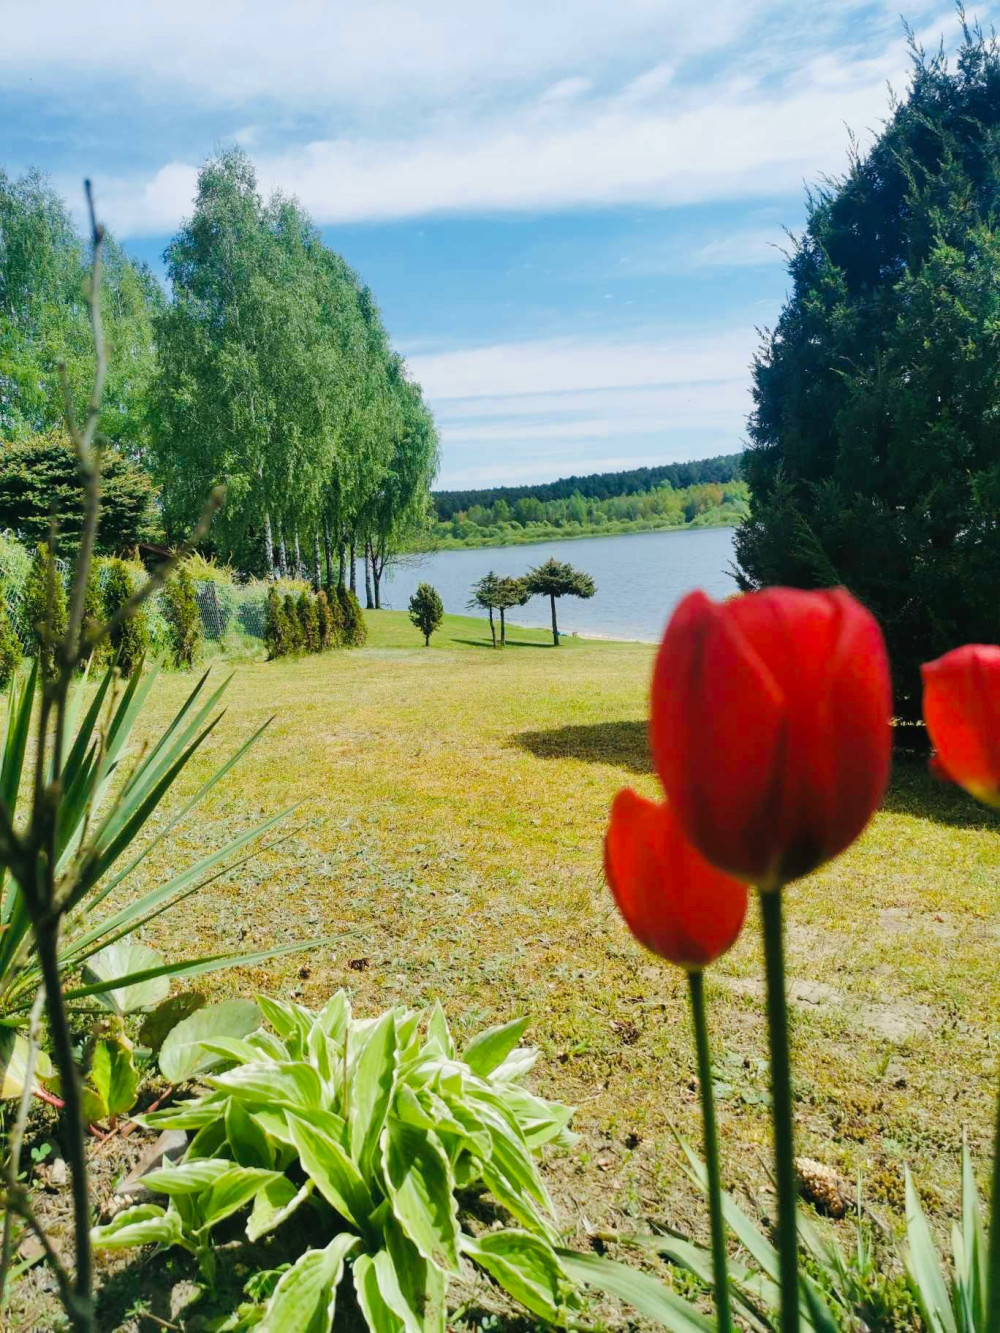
[2,1,982,487]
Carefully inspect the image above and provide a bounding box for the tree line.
[0,149,439,592]
[432,453,742,520]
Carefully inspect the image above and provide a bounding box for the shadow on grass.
[451,637,554,650]
[882,755,1000,830]
[514,720,650,773]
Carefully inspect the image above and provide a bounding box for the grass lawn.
[41,608,1000,1325]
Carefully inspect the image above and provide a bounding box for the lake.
[380,527,738,642]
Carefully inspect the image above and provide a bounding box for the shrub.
[297,590,320,652]
[283,592,304,653]
[162,565,202,669]
[103,558,149,677]
[0,532,32,645]
[0,595,22,689]
[80,557,111,671]
[315,589,335,649]
[409,581,444,646]
[337,584,366,647]
[22,542,68,676]
[95,994,583,1329]
[264,586,292,659]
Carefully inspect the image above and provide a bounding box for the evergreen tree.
[283,593,305,653]
[494,576,530,647]
[524,558,595,646]
[735,24,1000,715]
[409,582,444,647]
[315,589,335,650]
[80,558,110,670]
[297,590,320,652]
[264,585,291,659]
[469,571,501,647]
[162,565,203,669]
[103,559,148,677]
[337,584,367,647]
[22,542,67,677]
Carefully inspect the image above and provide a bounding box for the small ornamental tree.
[297,590,320,652]
[337,584,367,647]
[283,593,304,653]
[469,571,501,647]
[495,574,530,647]
[23,542,68,678]
[315,589,334,649]
[162,565,202,669]
[264,585,291,659]
[409,581,444,646]
[81,559,110,670]
[104,558,149,677]
[0,595,21,689]
[524,557,595,646]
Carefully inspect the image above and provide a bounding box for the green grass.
[78,608,1000,1320]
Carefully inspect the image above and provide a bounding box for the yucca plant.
[904,1141,987,1333]
[94,992,583,1330]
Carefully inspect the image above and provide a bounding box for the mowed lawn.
[126,608,1000,1280]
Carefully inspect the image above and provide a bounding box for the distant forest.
[431,453,743,520]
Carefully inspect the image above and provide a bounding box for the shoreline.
[401,517,741,557]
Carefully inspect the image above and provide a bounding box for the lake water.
[380,527,738,642]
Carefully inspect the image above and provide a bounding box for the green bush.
[409,581,444,646]
[337,584,366,647]
[297,590,320,653]
[0,532,32,645]
[80,558,111,671]
[283,592,305,653]
[162,565,202,669]
[315,589,335,649]
[0,595,22,689]
[94,993,582,1330]
[103,558,149,677]
[264,585,292,659]
[22,542,68,677]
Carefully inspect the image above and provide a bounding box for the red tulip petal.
[604,788,748,968]
[650,591,786,882]
[922,645,1000,807]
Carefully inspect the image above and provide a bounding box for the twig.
[0,985,46,1302]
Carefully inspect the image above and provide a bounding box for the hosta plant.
[93,991,583,1330]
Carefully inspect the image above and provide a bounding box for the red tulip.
[650,587,892,887]
[922,644,1000,808]
[604,789,748,968]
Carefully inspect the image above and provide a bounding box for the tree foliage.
[494,575,530,646]
[103,559,148,678]
[0,595,20,688]
[524,558,596,646]
[162,566,202,669]
[735,23,1000,715]
[0,430,158,553]
[22,541,67,676]
[408,582,444,646]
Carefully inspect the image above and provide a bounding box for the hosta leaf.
[317,989,350,1041]
[288,1112,373,1232]
[200,1166,281,1229]
[349,1010,398,1175]
[82,941,169,1015]
[91,1204,187,1252]
[258,1233,360,1333]
[382,1211,446,1333]
[381,1120,460,1273]
[257,995,313,1056]
[490,1045,539,1083]
[247,1177,313,1243]
[558,1249,715,1332]
[462,1017,529,1079]
[89,1035,139,1121]
[0,1030,54,1100]
[226,1097,275,1169]
[138,992,206,1053]
[139,1092,229,1131]
[158,999,262,1084]
[208,1060,324,1109]
[426,999,454,1058]
[142,1157,237,1196]
[352,1253,404,1333]
[464,1232,577,1325]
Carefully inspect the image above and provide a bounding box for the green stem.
[687,969,733,1333]
[760,888,799,1333]
[987,1083,1000,1330]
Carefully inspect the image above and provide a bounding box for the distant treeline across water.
[431,453,744,521]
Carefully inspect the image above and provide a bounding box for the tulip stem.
[760,888,799,1333]
[687,969,733,1333]
[987,1082,1000,1330]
